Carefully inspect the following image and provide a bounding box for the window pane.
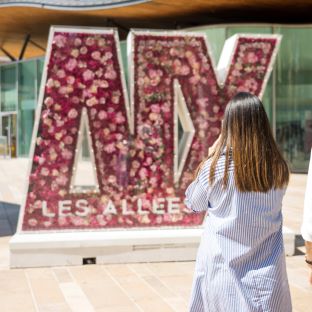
[37,58,44,95]
[18,60,36,156]
[1,65,17,112]
[275,27,312,172]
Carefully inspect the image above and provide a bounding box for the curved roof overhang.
[0,0,150,10]
[0,0,312,60]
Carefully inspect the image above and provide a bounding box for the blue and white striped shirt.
[185,153,292,312]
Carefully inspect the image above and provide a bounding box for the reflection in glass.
[275,27,312,172]
[1,65,16,112]
[18,61,36,156]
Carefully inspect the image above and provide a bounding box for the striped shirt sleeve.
[184,160,210,212]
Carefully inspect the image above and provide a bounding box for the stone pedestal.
[10,226,295,268]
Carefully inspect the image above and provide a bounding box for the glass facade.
[1,64,17,112]
[0,25,311,172]
[0,59,43,157]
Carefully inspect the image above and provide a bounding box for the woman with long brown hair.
[185,92,292,311]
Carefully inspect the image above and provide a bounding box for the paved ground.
[0,235,311,312]
[0,159,311,311]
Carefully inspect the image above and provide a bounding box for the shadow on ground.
[295,234,305,255]
[0,202,20,236]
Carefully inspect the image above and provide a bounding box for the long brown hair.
[197,92,289,192]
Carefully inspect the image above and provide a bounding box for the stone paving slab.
[0,234,311,312]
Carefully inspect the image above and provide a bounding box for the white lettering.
[42,200,56,217]
[75,199,90,217]
[152,198,165,215]
[167,197,180,214]
[58,200,72,216]
[121,199,134,215]
[103,200,117,214]
[137,198,149,215]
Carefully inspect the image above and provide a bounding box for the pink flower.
[54,34,66,48]
[112,95,120,104]
[246,52,258,63]
[28,218,38,227]
[71,216,87,226]
[56,69,66,78]
[91,51,101,60]
[108,175,117,184]
[58,86,68,95]
[54,104,62,111]
[56,174,68,186]
[104,51,113,59]
[96,215,107,226]
[139,168,148,179]
[83,69,94,81]
[68,108,78,119]
[85,37,95,46]
[54,80,61,88]
[196,97,209,109]
[104,69,117,80]
[99,97,106,105]
[98,111,107,120]
[104,143,116,153]
[98,38,106,47]
[60,165,69,173]
[49,148,57,161]
[46,78,54,88]
[62,149,73,160]
[58,217,68,226]
[242,78,258,92]
[74,38,82,46]
[181,65,190,75]
[150,177,158,186]
[71,49,79,58]
[40,167,49,176]
[65,58,77,71]
[98,80,109,88]
[64,136,73,145]
[115,112,125,124]
[43,221,52,228]
[71,96,80,104]
[44,97,54,107]
[54,132,63,141]
[213,105,220,113]
[132,160,140,169]
[189,75,200,85]
[144,157,153,165]
[148,69,157,78]
[149,112,158,121]
[67,76,75,85]
[80,46,88,55]
[86,96,99,107]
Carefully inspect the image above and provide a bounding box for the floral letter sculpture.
[19,27,281,231]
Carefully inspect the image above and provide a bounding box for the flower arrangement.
[22,30,278,231]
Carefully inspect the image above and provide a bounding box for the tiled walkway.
[0,159,311,311]
[0,235,311,312]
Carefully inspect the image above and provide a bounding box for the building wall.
[0,24,311,173]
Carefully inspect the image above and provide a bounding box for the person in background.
[301,149,312,285]
[185,92,292,311]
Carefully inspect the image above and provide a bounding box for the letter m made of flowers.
[19,27,281,231]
